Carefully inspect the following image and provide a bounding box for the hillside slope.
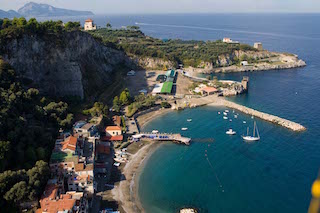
[1,29,132,99]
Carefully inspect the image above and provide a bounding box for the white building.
[241,61,249,66]
[254,42,263,51]
[84,19,97,31]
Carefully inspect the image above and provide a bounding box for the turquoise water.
[135,14,320,213]
[53,13,320,213]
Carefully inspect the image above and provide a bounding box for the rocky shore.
[185,52,306,74]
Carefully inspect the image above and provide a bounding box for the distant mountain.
[0,9,21,18]
[17,2,94,17]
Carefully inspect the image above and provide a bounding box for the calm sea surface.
[49,14,320,212]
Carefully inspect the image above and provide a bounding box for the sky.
[0,0,320,14]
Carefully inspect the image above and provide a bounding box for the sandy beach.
[111,141,161,213]
[136,108,172,130]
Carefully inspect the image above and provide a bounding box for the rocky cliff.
[0,31,131,99]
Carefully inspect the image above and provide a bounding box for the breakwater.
[220,99,306,132]
[173,95,306,132]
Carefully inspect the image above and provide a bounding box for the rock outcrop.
[1,31,131,99]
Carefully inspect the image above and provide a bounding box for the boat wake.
[135,22,320,40]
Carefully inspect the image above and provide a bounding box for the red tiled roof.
[85,18,93,22]
[105,126,122,131]
[61,136,77,151]
[201,87,218,93]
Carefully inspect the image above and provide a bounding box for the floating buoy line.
[205,144,225,193]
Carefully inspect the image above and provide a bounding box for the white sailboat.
[223,116,228,120]
[242,121,260,141]
[223,112,228,116]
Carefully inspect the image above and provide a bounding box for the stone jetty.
[173,95,306,132]
[221,99,306,132]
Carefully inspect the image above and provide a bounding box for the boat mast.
[253,122,256,137]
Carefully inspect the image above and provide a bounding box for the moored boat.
[226,129,236,135]
[242,121,260,141]
[181,127,188,131]
[223,116,228,120]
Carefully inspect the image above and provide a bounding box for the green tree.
[0,141,10,161]
[65,21,80,31]
[4,181,29,204]
[113,96,120,112]
[119,88,131,105]
[106,22,112,29]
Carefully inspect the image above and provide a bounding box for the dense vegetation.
[0,17,80,48]
[90,28,256,68]
[0,58,73,210]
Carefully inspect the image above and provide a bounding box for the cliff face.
[1,31,131,99]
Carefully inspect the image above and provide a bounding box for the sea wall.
[221,99,306,132]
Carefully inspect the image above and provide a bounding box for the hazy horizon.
[0,0,320,14]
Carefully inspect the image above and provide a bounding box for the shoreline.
[111,95,306,213]
[136,108,172,130]
[112,141,163,213]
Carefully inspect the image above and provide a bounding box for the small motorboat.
[233,110,235,113]
[223,112,228,116]
[251,115,254,119]
[223,116,228,120]
[243,121,247,124]
[234,115,238,118]
[152,130,159,134]
[229,119,232,122]
[225,110,229,113]
[218,112,221,114]
[187,119,192,122]
[181,127,188,131]
[226,129,236,135]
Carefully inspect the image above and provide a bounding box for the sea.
[50,14,320,212]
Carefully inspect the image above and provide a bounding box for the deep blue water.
[51,14,320,212]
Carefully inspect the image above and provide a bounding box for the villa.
[84,19,97,31]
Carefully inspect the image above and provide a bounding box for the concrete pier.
[136,133,191,145]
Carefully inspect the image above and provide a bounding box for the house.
[222,37,239,44]
[254,42,263,51]
[106,126,122,136]
[241,61,249,66]
[84,18,97,31]
[56,136,82,155]
[127,70,136,76]
[74,123,97,138]
[75,163,94,176]
[49,154,79,176]
[68,174,94,194]
[112,116,122,127]
[200,87,218,96]
[37,183,88,213]
[223,38,232,43]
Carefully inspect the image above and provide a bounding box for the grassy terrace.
[90,28,256,67]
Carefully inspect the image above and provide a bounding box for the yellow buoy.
[312,180,320,198]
